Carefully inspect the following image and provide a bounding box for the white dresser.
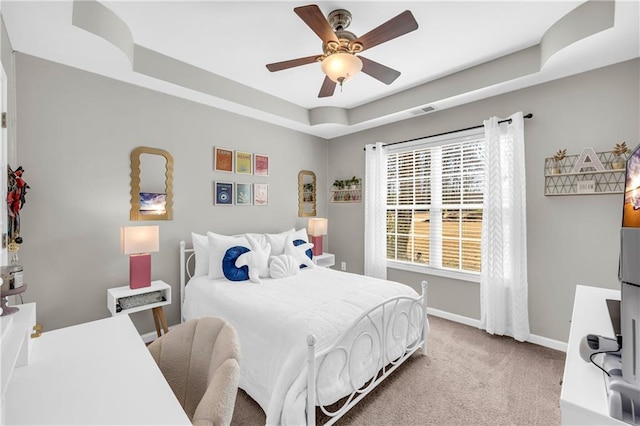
[560,285,626,425]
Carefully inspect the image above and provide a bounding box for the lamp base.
[130,254,151,289]
[311,235,323,256]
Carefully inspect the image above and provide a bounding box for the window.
[386,130,484,280]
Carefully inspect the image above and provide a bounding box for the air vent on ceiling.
[410,105,436,116]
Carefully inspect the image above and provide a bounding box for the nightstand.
[313,252,335,268]
[107,280,171,338]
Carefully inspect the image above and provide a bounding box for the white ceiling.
[1,0,639,139]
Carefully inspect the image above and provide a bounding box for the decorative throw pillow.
[269,254,300,279]
[284,234,314,269]
[191,232,209,277]
[236,234,271,284]
[245,232,269,251]
[291,228,309,243]
[265,228,295,256]
[207,232,250,279]
[293,239,313,260]
[222,246,250,281]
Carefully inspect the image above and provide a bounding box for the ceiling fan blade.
[294,4,339,44]
[359,56,401,85]
[355,10,418,52]
[266,55,319,72]
[318,76,337,98]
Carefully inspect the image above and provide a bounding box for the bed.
[179,232,428,425]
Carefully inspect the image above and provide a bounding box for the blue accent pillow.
[293,239,313,269]
[222,246,250,281]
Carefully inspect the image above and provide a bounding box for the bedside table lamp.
[308,218,328,256]
[121,225,159,289]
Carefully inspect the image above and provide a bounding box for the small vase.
[551,160,561,175]
[612,154,625,170]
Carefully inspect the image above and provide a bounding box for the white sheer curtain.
[364,142,388,279]
[480,112,530,342]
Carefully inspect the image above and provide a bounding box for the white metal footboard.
[306,281,429,426]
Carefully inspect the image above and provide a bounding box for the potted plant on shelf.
[332,179,345,201]
[332,179,346,191]
[347,176,361,189]
[552,149,566,174]
[612,142,628,170]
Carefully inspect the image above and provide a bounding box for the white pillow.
[245,232,268,251]
[191,233,209,277]
[236,234,271,284]
[207,232,250,279]
[269,254,300,279]
[265,228,295,256]
[291,228,309,243]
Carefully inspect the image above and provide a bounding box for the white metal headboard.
[179,240,195,323]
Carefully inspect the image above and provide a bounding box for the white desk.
[560,285,625,425]
[4,314,190,425]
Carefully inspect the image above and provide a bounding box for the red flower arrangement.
[7,166,29,252]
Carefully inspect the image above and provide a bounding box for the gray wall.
[327,59,640,343]
[7,48,640,344]
[13,53,328,334]
[1,15,13,267]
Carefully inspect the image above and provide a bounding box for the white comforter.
[183,267,421,425]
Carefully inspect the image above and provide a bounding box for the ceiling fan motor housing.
[324,9,363,56]
[328,9,352,31]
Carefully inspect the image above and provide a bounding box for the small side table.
[313,253,335,268]
[107,280,171,338]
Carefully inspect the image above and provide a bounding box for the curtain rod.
[364,113,533,151]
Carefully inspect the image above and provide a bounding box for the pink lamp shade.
[121,226,159,289]
[308,218,328,256]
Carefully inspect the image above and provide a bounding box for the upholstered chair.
[148,317,241,426]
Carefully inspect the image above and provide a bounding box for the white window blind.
[386,131,485,275]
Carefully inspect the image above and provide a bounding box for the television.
[618,142,640,388]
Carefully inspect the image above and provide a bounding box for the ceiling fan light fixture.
[321,53,363,85]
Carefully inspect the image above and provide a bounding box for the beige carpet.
[231,315,566,425]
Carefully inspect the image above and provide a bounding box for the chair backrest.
[148,317,241,426]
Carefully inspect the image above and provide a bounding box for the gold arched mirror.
[298,170,316,217]
[130,146,174,221]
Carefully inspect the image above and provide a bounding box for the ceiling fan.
[266,4,419,98]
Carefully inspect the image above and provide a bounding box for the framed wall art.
[254,154,269,176]
[235,182,253,205]
[214,147,233,173]
[254,183,269,206]
[235,151,253,175]
[214,181,233,205]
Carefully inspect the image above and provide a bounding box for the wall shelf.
[544,151,625,196]
[331,177,362,203]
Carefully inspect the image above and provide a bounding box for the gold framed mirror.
[130,146,174,221]
[298,170,316,217]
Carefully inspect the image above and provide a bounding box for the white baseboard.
[141,326,177,344]
[141,330,157,344]
[427,307,568,353]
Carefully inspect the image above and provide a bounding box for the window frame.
[385,128,485,283]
